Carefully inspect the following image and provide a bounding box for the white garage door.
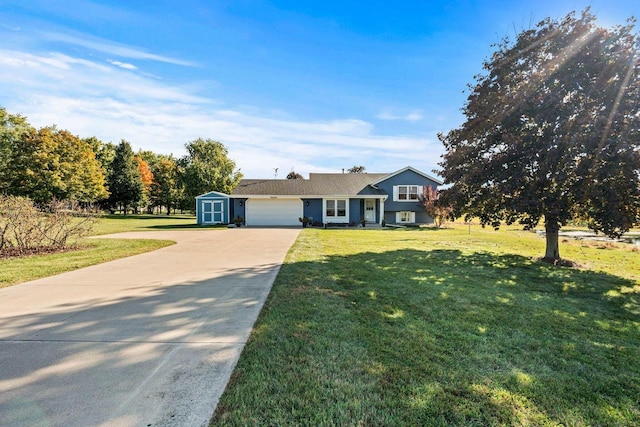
[246,198,302,226]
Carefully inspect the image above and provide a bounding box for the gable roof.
[230,166,442,197]
[232,173,388,197]
[195,190,229,198]
[369,166,443,186]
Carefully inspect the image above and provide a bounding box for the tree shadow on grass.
[215,248,640,426]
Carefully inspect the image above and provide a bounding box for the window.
[395,185,419,201]
[396,211,415,223]
[326,200,335,216]
[325,199,347,220]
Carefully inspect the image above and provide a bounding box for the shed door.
[203,200,224,224]
[246,199,302,226]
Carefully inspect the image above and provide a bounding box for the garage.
[245,198,302,226]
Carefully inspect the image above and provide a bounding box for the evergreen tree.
[108,140,144,214]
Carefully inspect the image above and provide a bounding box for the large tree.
[150,155,181,214]
[181,138,242,200]
[0,108,33,194]
[108,140,144,214]
[6,126,107,203]
[438,9,640,261]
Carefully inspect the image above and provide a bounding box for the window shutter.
[393,186,399,201]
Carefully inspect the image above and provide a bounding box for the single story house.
[195,166,443,226]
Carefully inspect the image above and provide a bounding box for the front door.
[365,199,375,222]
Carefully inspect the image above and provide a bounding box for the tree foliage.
[0,107,242,216]
[108,140,144,214]
[150,155,181,214]
[287,171,304,179]
[419,186,453,228]
[5,126,108,203]
[438,9,640,260]
[136,155,154,210]
[347,165,366,173]
[0,108,33,194]
[181,138,243,199]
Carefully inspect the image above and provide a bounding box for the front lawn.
[212,225,640,426]
[91,213,215,235]
[0,238,173,288]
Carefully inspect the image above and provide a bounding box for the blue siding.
[196,192,230,224]
[349,199,361,224]
[232,198,247,222]
[302,198,322,224]
[377,169,439,224]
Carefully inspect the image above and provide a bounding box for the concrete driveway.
[0,228,300,427]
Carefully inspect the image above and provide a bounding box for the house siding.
[376,169,439,224]
[349,199,361,224]
[232,198,246,222]
[302,198,323,224]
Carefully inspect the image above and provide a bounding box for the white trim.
[195,190,230,199]
[213,200,224,223]
[202,200,225,224]
[323,198,349,223]
[369,166,444,186]
[393,185,421,202]
[396,211,416,223]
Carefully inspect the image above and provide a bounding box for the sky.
[1,1,638,179]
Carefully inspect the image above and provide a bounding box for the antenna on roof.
[274,168,278,179]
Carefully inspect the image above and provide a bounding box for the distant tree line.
[0,107,243,214]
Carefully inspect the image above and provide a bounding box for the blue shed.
[195,191,230,225]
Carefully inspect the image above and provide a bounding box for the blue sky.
[1,1,638,178]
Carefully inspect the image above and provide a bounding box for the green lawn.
[0,214,211,288]
[0,238,173,288]
[92,213,219,235]
[212,225,640,426]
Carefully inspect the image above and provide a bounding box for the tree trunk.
[544,218,560,260]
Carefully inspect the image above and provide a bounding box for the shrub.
[0,196,96,256]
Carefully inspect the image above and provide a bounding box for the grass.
[91,213,222,235]
[0,214,211,288]
[212,224,640,426]
[0,238,173,288]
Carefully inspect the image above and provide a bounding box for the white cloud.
[109,60,138,70]
[377,110,424,122]
[41,31,197,67]
[0,48,443,178]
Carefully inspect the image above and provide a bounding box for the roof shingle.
[231,173,388,196]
